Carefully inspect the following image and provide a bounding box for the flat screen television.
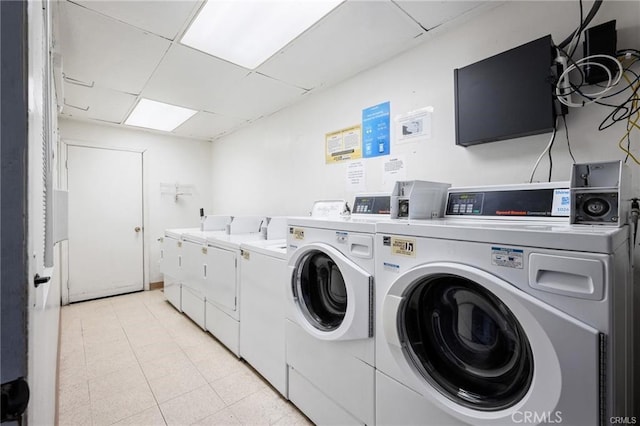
[454,35,557,147]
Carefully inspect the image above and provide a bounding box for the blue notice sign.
[362,101,390,158]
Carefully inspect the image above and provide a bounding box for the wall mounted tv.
[454,35,557,147]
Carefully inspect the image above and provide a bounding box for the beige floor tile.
[272,410,315,426]
[147,364,207,403]
[113,405,167,425]
[58,381,90,417]
[91,386,157,426]
[133,339,183,363]
[84,338,134,363]
[86,350,139,380]
[193,408,241,425]
[210,369,268,406]
[228,388,295,425]
[139,350,194,381]
[192,351,248,384]
[124,325,174,348]
[58,362,89,388]
[58,291,312,426]
[159,385,225,426]
[57,400,93,426]
[181,339,227,364]
[88,365,149,403]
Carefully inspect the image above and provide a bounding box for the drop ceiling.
[53,0,492,141]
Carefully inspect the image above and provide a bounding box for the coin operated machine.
[390,180,451,219]
[570,161,630,226]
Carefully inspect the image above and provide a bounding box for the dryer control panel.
[353,195,391,215]
[445,183,570,219]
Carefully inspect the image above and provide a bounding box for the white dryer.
[159,228,198,311]
[239,217,288,397]
[204,216,266,356]
[375,219,634,425]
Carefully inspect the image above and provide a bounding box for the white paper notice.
[346,161,366,192]
[383,156,406,191]
[396,107,432,144]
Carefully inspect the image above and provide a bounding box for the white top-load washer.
[374,218,634,424]
[203,216,267,356]
[159,228,195,311]
[179,217,233,329]
[159,216,233,312]
[239,217,288,396]
[285,194,391,425]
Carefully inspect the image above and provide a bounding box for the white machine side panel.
[288,367,361,426]
[159,238,183,280]
[239,252,287,396]
[204,245,237,313]
[163,276,181,312]
[376,370,460,426]
[182,286,205,329]
[285,319,374,425]
[181,241,206,296]
[205,301,240,356]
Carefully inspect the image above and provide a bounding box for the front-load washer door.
[382,262,601,425]
[289,242,372,341]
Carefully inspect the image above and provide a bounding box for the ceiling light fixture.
[181,0,342,70]
[124,98,197,132]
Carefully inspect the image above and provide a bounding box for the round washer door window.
[295,250,347,331]
[401,274,534,411]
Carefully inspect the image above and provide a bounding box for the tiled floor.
[58,289,312,425]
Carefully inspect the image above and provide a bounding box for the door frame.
[60,140,148,305]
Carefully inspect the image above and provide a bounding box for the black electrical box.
[583,20,617,85]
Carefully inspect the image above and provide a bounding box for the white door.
[67,145,144,302]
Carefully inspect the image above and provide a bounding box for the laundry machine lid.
[289,242,372,341]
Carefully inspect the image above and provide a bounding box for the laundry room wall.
[209,0,640,216]
[58,118,213,288]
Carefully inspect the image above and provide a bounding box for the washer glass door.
[401,274,534,411]
[296,250,347,331]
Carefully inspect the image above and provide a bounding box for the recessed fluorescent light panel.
[181,0,342,69]
[125,98,197,132]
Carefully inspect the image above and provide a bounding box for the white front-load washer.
[286,216,378,425]
[375,219,634,425]
[204,216,266,356]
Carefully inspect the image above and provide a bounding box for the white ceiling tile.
[72,0,202,40]
[256,1,424,90]
[394,1,486,30]
[61,82,137,123]
[141,44,249,113]
[212,73,307,120]
[58,1,170,94]
[173,111,247,140]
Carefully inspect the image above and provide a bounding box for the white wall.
[210,0,639,216]
[59,119,213,285]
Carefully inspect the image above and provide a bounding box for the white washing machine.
[159,228,198,311]
[204,216,266,356]
[286,218,380,424]
[375,219,634,425]
[179,217,233,329]
[239,217,288,397]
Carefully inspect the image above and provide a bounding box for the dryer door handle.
[383,294,403,347]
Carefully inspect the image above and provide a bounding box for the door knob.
[135,226,141,232]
